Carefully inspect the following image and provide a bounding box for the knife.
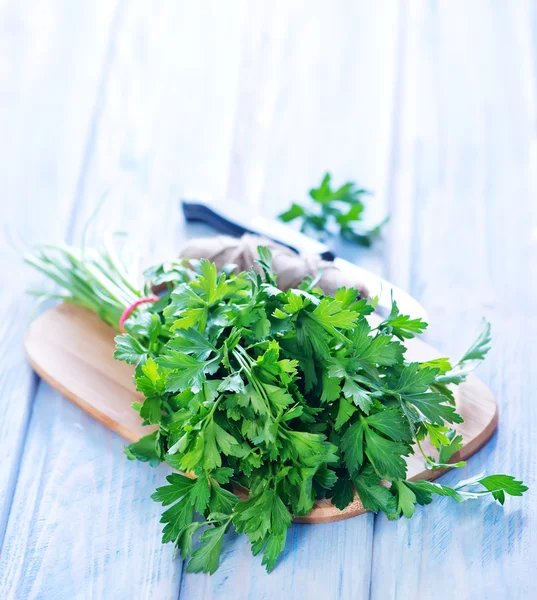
[181,199,427,320]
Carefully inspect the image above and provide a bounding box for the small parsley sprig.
[278,172,387,246]
[26,242,527,575]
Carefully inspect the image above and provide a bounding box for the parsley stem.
[201,397,222,431]
[415,437,433,466]
[25,241,142,329]
[233,346,275,419]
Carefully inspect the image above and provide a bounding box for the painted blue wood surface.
[0,0,119,551]
[0,1,535,598]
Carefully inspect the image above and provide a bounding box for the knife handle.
[182,200,253,239]
[181,199,335,261]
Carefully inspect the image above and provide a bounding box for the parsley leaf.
[363,424,410,480]
[124,432,161,466]
[186,525,228,574]
[404,392,464,425]
[277,172,386,246]
[366,409,411,442]
[335,398,357,431]
[330,475,355,510]
[379,298,428,340]
[438,430,464,464]
[435,319,492,385]
[114,333,147,365]
[340,420,364,475]
[352,464,397,515]
[404,473,528,506]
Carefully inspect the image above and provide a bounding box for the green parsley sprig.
[278,172,387,246]
[26,242,527,574]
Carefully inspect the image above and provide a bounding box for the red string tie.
[119,296,159,334]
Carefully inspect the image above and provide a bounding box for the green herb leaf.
[340,420,364,474]
[352,465,397,515]
[379,298,428,340]
[186,525,228,574]
[331,475,355,510]
[114,334,147,365]
[363,425,410,480]
[277,172,385,246]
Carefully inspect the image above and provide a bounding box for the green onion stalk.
[24,235,143,330]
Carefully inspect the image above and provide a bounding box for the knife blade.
[182,199,427,320]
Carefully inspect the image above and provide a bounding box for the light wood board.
[25,302,498,524]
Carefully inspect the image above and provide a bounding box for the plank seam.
[0,371,39,551]
[176,560,186,600]
[65,0,126,244]
[383,0,410,289]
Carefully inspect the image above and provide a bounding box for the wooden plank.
[68,0,247,255]
[0,0,247,597]
[370,1,536,598]
[179,1,402,596]
[226,0,400,280]
[0,383,180,599]
[0,0,119,549]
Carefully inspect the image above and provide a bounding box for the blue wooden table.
[0,2,534,598]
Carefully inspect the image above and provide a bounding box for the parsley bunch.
[26,241,527,574]
[278,172,387,246]
[108,247,526,574]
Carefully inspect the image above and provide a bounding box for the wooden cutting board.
[25,302,498,524]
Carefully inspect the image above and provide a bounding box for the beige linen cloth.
[178,234,368,298]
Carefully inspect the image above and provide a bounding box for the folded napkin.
[179,234,369,298]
